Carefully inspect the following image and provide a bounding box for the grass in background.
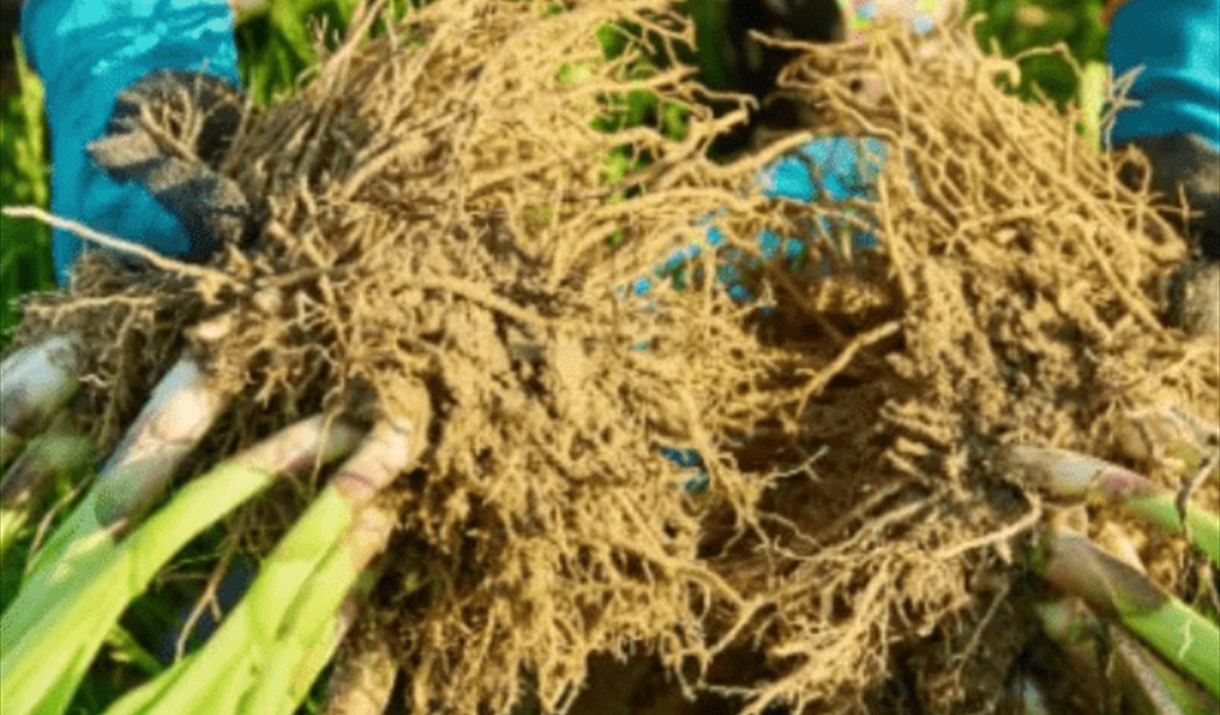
[234,0,428,106]
[967,0,1108,107]
[0,38,50,347]
[234,0,361,106]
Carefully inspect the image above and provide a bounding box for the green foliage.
[967,0,1108,106]
[592,16,695,191]
[235,0,428,106]
[235,0,361,106]
[683,0,734,91]
[2,418,361,715]
[0,38,51,346]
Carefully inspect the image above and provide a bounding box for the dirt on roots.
[15,1,1219,713]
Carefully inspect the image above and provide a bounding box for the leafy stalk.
[101,418,419,715]
[1007,445,1220,565]
[1038,528,1220,699]
[0,416,362,715]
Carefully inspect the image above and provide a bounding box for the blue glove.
[1108,0,1219,269]
[1107,0,1220,152]
[21,0,241,285]
[631,136,888,306]
[644,136,888,487]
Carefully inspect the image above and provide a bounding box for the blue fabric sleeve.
[20,0,240,285]
[1107,0,1220,151]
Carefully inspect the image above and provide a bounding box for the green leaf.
[104,625,167,679]
[0,37,52,345]
[1,419,358,715]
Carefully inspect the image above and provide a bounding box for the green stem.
[1041,529,1220,699]
[0,417,361,715]
[1079,61,1107,152]
[1007,446,1220,566]
[102,418,416,715]
[21,357,230,583]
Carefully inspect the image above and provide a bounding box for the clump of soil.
[14,1,1218,713]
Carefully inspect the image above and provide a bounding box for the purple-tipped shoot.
[1035,597,1220,714]
[1038,528,1220,699]
[1007,445,1220,566]
[92,357,232,530]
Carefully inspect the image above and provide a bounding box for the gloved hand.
[20,0,249,285]
[656,4,1220,711]
[3,4,403,715]
[1106,0,1220,334]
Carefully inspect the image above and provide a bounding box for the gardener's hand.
[2,0,271,542]
[1106,0,1220,335]
[2,3,414,714]
[701,4,1220,710]
[3,0,257,512]
[19,0,249,284]
[0,320,423,714]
